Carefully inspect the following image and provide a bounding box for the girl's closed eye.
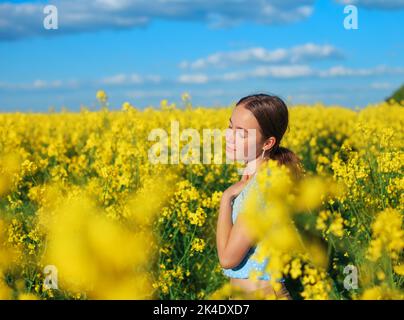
[240,130,248,139]
[227,122,246,139]
[235,128,247,139]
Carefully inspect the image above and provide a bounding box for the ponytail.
[268,146,304,180]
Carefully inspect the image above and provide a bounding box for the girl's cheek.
[234,137,244,149]
[224,129,259,161]
[244,136,258,160]
[233,138,248,159]
[237,140,250,160]
[225,128,235,146]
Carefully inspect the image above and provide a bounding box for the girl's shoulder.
[242,173,268,210]
[232,174,258,208]
[237,174,258,200]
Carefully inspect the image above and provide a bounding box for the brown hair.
[236,93,303,179]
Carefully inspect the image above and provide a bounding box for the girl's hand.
[222,174,250,202]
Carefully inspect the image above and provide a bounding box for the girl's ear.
[264,136,276,150]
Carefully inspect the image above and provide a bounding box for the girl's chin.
[225,150,237,161]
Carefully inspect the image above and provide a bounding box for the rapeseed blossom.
[0,96,403,300]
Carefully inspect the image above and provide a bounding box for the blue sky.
[0,0,403,112]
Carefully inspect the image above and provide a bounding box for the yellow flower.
[96,90,108,102]
[327,213,345,238]
[393,264,404,275]
[367,208,404,261]
[361,286,382,300]
[181,92,191,102]
[191,238,206,253]
[188,207,207,227]
[290,258,302,279]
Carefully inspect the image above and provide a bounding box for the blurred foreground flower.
[238,160,344,299]
[37,175,176,299]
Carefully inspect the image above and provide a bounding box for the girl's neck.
[243,157,265,178]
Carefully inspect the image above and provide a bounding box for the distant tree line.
[386,84,404,103]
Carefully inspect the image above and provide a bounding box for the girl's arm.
[216,180,255,269]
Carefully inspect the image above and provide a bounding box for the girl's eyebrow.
[229,118,248,131]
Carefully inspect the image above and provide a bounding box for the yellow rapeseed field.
[0,91,403,300]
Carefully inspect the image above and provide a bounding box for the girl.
[216,93,302,299]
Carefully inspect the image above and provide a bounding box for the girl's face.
[225,104,272,162]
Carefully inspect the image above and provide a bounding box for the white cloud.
[318,65,404,77]
[178,74,209,84]
[215,65,315,81]
[180,43,343,70]
[100,73,162,85]
[252,65,315,78]
[0,79,79,91]
[1,65,403,92]
[370,82,395,89]
[101,74,132,85]
[177,64,404,83]
[0,0,315,41]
